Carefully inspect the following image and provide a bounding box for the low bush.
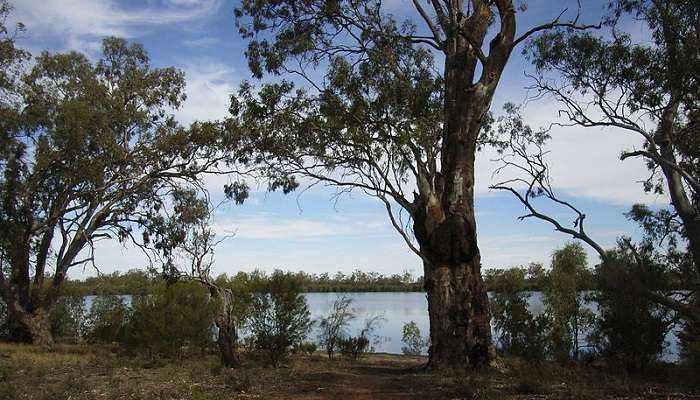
[248,270,312,366]
[338,336,370,360]
[123,281,216,357]
[338,315,383,361]
[50,296,85,340]
[401,321,428,355]
[82,294,131,343]
[294,341,317,356]
[489,268,550,363]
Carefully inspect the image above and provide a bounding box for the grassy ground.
[0,343,698,399]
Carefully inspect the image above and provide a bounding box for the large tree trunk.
[0,283,54,345]
[17,307,53,346]
[423,257,492,368]
[411,20,500,368]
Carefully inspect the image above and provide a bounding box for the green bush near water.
[123,281,217,357]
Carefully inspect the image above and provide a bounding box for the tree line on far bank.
[54,255,691,297]
[59,269,425,296]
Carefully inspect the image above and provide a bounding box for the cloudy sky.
[9,0,663,278]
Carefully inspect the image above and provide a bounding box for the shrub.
[124,281,216,356]
[50,296,85,340]
[591,244,671,371]
[489,268,550,363]
[83,294,131,343]
[223,368,254,393]
[294,341,317,356]
[317,295,354,359]
[338,336,370,360]
[339,315,383,361]
[248,270,312,366]
[401,321,428,355]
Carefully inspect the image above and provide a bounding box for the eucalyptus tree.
[0,36,237,345]
[492,0,700,326]
[230,0,595,367]
[490,0,700,360]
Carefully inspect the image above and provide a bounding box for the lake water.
[304,292,682,362]
[84,291,682,361]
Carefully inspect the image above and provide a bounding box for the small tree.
[317,296,355,359]
[83,294,131,343]
[401,321,429,356]
[124,281,216,357]
[248,270,312,366]
[169,220,247,367]
[543,243,595,362]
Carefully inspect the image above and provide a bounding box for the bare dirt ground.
[0,343,698,400]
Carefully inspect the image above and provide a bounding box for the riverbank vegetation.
[0,0,699,396]
[2,243,697,374]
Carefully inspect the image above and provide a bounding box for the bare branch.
[512,8,600,49]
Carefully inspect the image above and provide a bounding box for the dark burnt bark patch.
[427,217,477,264]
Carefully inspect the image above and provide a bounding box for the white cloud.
[211,211,395,241]
[12,0,222,53]
[183,36,221,47]
[176,61,236,124]
[479,98,665,206]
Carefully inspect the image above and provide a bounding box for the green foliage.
[543,243,595,362]
[400,321,428,356]
[293,341,317,356]
[83,294,131,343]
[484,263,555,292]
[526,0,700,364]
[123,281,216,357]
[317,295,355,359]
[215,272,255,329]
[489,268,549,363]
[337,336,370,361]
[247,270,312,366]
[0,19,234,342]
[61,270,158,296]
[296,270,424,293]
[0,0,29,135]
[63,269,426,296]
[591,241,672,371]
[338,315,383,361]
[49,296,84,340]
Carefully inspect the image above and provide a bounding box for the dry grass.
[0,343,697,400]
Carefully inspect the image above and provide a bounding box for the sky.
[9,0,665,279]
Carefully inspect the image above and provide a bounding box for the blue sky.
[10,0,663,278]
